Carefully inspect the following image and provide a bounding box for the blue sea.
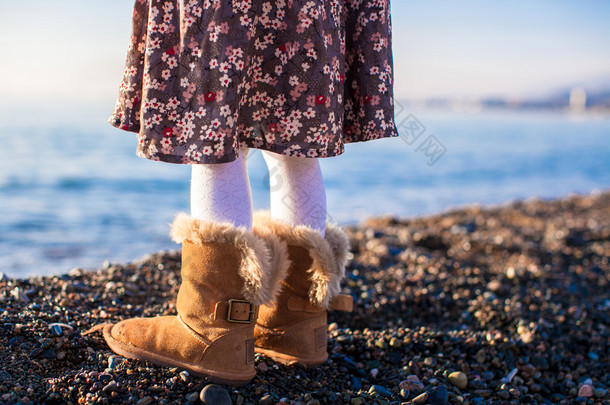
[1,108,609,277]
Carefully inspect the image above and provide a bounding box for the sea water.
[1,109,609,276]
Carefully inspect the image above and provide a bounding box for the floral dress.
[109,0,399,164]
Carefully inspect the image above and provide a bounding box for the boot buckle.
[227,299,255,324]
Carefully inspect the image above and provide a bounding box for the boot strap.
[214,299,257,323]
[330,294,354,312]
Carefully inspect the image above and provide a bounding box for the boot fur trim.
[253,211,350,309]
[170,213,275,306]
[249,224,291,306]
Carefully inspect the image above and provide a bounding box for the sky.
[0,0,609,114]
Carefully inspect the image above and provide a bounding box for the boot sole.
[255,346,328,368]
[103,324,255,385]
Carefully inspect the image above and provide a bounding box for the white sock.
[190,147,253,229]
[261,151,327,236]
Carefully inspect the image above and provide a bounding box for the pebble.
[135,397,153,405]
[427,385,448,405]
[29,348,43,358]
[42,349,56,359]
[258,394,274,405]
[399,379,424,392]
[369,385,392,397]
[108,355,126,369]
[102,382,120,394]
[350,398,365,405]
[199,384,231,405]
[448,371,468,389]
[577,384,594,397]
[412,392,428,404]
[49,324,63,337]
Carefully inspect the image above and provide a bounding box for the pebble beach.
[1,191,608,405]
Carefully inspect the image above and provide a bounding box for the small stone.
[369,385,392,397]
[200,384,231,405]
[412,392,428,404]
[0,371,11,381]
[448,371,468,389]
[8,336,23,346]
[258,394,274,405]
[406,375,421,382]
[475,349,486,363]
[29,348,43,358]
[594,388,607,398]
[185,392,199,403]
[389,337,401,348]
[428,385,448,405]
[399,379,424,392]
[306,400,320,405]
[49,324,63,337]
[578,384,594,398]
[42,349,56,359]
[487,279,501,292]
[497,390,510,399]
[469,379,487,390]
[108,355,126,369]
[135,397,153,405]
[501,367,518,384]
[370,368,379,378]
[473,389,490,398]
[98,373,112,383]
[102,382,120,394]
[350,398,365,405]
[509,388,521,398]
[179,371,190,382]
[256,362,269,372]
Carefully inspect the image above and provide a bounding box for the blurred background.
[1,0,609,276]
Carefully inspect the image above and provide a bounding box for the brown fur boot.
[252,212,353,367]
[102,213,289,385]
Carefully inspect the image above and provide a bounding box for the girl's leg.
[191,147,253,229]
[261,151,326,236]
